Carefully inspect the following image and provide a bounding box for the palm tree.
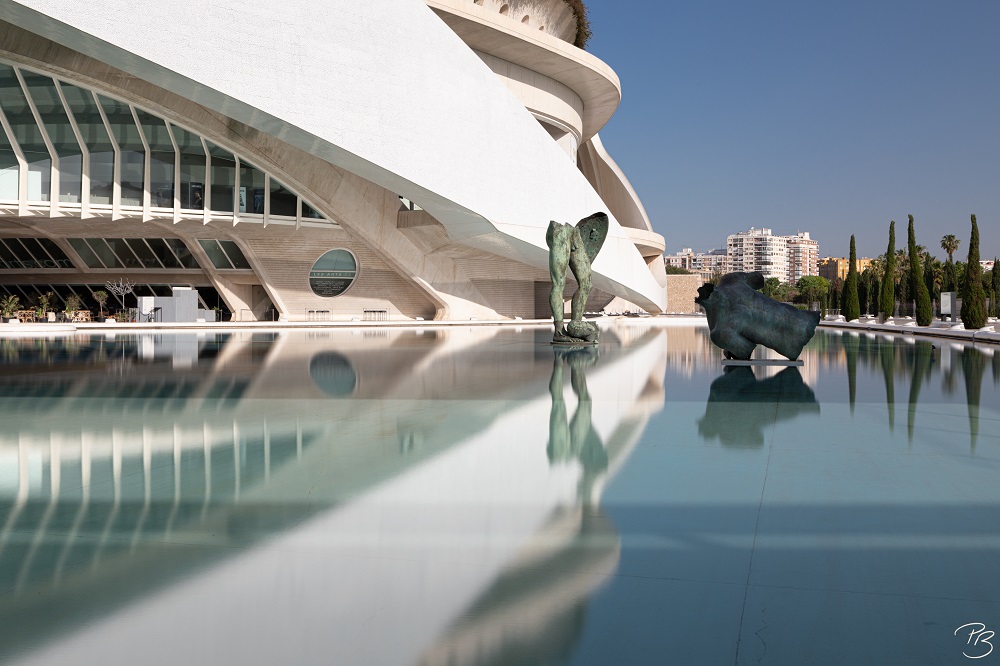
[941,234,960,262]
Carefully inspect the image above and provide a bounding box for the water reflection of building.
[0,323,666,665]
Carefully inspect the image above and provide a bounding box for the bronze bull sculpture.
[694,271,820,360]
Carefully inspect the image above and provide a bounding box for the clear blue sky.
[587,0,1000,261]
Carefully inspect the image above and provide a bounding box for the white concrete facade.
[0,0,666,321]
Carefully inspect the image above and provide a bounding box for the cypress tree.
[943,258,957,292]
[908,215,932,325]
[843,235,860,321]
[879,221,896,319]
[960,214,987,329]
[991,258,1000,318]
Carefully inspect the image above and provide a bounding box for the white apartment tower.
[726,228,818,283]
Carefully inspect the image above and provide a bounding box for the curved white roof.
[3,0,665,311]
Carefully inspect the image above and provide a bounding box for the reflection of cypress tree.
[993,350,1000,387]
[844,331,859,414]
[961,347,986,450]
[907,341,933,443]
[880,337,896,431]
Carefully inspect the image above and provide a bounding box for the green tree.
[796,275,830,310]
[843,235,861,320]
[907,215,932,325]
[93,290,109,319]
[664,265,691,275]
[762,277,781,299]
[941,233,960,263]
[879,221,897,319]
[960,214,987,329]
[991,258,1000,318]
[943,258,958,292]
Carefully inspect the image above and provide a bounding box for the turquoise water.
[0,324,998,665]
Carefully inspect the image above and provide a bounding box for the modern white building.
[0,0,666,321]
[726,228,818,283]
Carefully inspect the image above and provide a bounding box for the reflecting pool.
[0,323,998,664]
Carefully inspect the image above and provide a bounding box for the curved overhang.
[625,227,666,257]
[1,0,664,313]
[426,0,621,142]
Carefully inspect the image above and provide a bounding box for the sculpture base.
[551,339,598,347]
[721,359,803,367]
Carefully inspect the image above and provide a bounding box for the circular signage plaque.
[309,249,357,297]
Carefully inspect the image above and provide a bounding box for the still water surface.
[0,323,998,664]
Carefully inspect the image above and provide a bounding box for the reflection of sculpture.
[695,272,820,360]
[547,347,607,499]
[698,366,819,447]
[547,212,609,345]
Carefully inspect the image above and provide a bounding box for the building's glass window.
[301,201,325,219]
[145,238,183,269]
[0,125,17,200]
[104,238,143,268]
[20,237,58,269]
[0,240,18,268]
[36,238,73,268]
[239,160,265,214]
[124,238,163,269]
[6,238,40,268]
[308,249,357,297]
[21,73,83,204]
[0,64,50,201]
[207,142,235,213]
[85,238,124,268]
[198,239,233,269]
[269,177,296,217]
[172,126,204,210]
[164,238,200,269]
[60,84,115,205]
[218,240,251,269]
[67,237,103,268]
[136,110,175,209]
[98,95,145,206]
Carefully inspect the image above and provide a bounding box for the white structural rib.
[2,0,665,312]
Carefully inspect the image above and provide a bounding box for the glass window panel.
[21,74,82,203]
[37,238,73,268]
[145,238,182,269]
[301,201,324,219]
[0,240,21,268]
[84,238,123,269]
[60,84,114,205]
[103,238,142,268]
[0,64,51,201]
[124,238,162,268]
[198,239,232,269]
[133,284,154,297]
[239,161,265,214]
[68,237,104,268]
[164,238,199,269]
[269,177,296,217]
[207,142,235,213]
[0,124,18,200]
[150,284,172,297]
[136,110,174,208]
[5,238,38,268]
[218,240,251,269]
[19,237,57,269]
[172,126,204,210]
[98,95,144,206]
[51,284,73,304]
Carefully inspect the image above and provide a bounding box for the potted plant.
[1,294,20,322]
[93,290,109,320]
[64,293,82,321]
[38,291,54,322]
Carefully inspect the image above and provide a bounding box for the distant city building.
[981,259,995,272]
[664,248,728,281]
[819,256,874,283]
[726,228,819,282]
